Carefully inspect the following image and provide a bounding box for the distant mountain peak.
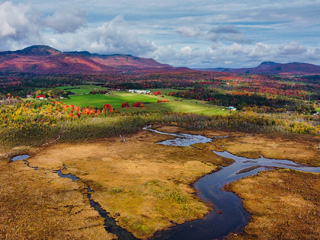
[222,61,320,74]
[259,61,277,66]
[65,51,92,56]
[64,50,134,58]
[0,45,184,74]
[18,45,61,56]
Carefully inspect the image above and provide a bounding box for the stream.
[11,155,38,170]
[10,155,136,240]
[144,126,320,240]
[11,127,320,240]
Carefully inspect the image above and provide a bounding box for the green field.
[316,108,320,112]
[56,85,109,95]
[149,88,186,94]
[62,92,158,108]
[56,85,185,96]
[61,92,229,116]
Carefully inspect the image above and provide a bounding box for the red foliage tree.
[103,104,112,110]
[132,102,141,108]
[121,102,130,108]
[103,104,113,112]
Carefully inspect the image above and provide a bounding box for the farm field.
[149,88,186,94]
[56,86,185,96]
[61,91,229,116]
[56,85,109,95]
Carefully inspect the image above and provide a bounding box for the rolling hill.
[203,61,320,75]
[0,45,181,74]
[1,46,319,75]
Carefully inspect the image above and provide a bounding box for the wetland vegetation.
[2,125,319,239]
[228,170,320,240]
[0,72,319,239]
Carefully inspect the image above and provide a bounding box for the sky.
[0,0,320,68]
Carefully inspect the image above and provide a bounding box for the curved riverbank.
[145,127,320,240]
[3,125,320,239]
[228,170,320,239]
[20,127,225,239]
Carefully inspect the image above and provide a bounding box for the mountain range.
[200,61,320,75]
[0,45,182,74]
[0,45,319,75]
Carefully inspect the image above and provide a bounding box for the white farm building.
[128,90,151,94]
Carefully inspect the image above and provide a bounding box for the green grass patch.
[145,100,227,115]
[316,108,320,112]
[56,85,109,95]
[61,92,228,116]
[61,92,158,108]
[148,88,186,94]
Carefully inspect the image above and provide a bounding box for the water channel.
[144,126,320,240]
[11,127,320,240]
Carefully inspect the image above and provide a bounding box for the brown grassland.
[2,126,232,239]
[228,170,320,240]
[200,132,320,166]
[0,125,319,239]
[0,159,115,240]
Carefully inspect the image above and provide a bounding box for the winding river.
[144,126,320,240]
[11,127,320,240]
[10,155,136,240]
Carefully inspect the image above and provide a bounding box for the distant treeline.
[170,86,316,114]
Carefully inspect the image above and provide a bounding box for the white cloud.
[0,3,154,56]
[0,2,86,50]
[208,25,250,43]
[211,25,240,34]
[248,42,273,58]
[1,0,320,67]
[279,42,307,55]
[307,48,320,61]
[176,25,250,44]
[175,27,200,38]
[46,16,156,56]
[0,1,42,48]
[45,8,87,33]
[151,42,320,68]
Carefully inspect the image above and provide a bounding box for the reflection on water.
[145,126,320,240]
[143,126,213,146]
[11,154,137,239]
[54,167,136,240]
[11,155,30,162]
[11,127,320,240]
[11,155,38,170]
